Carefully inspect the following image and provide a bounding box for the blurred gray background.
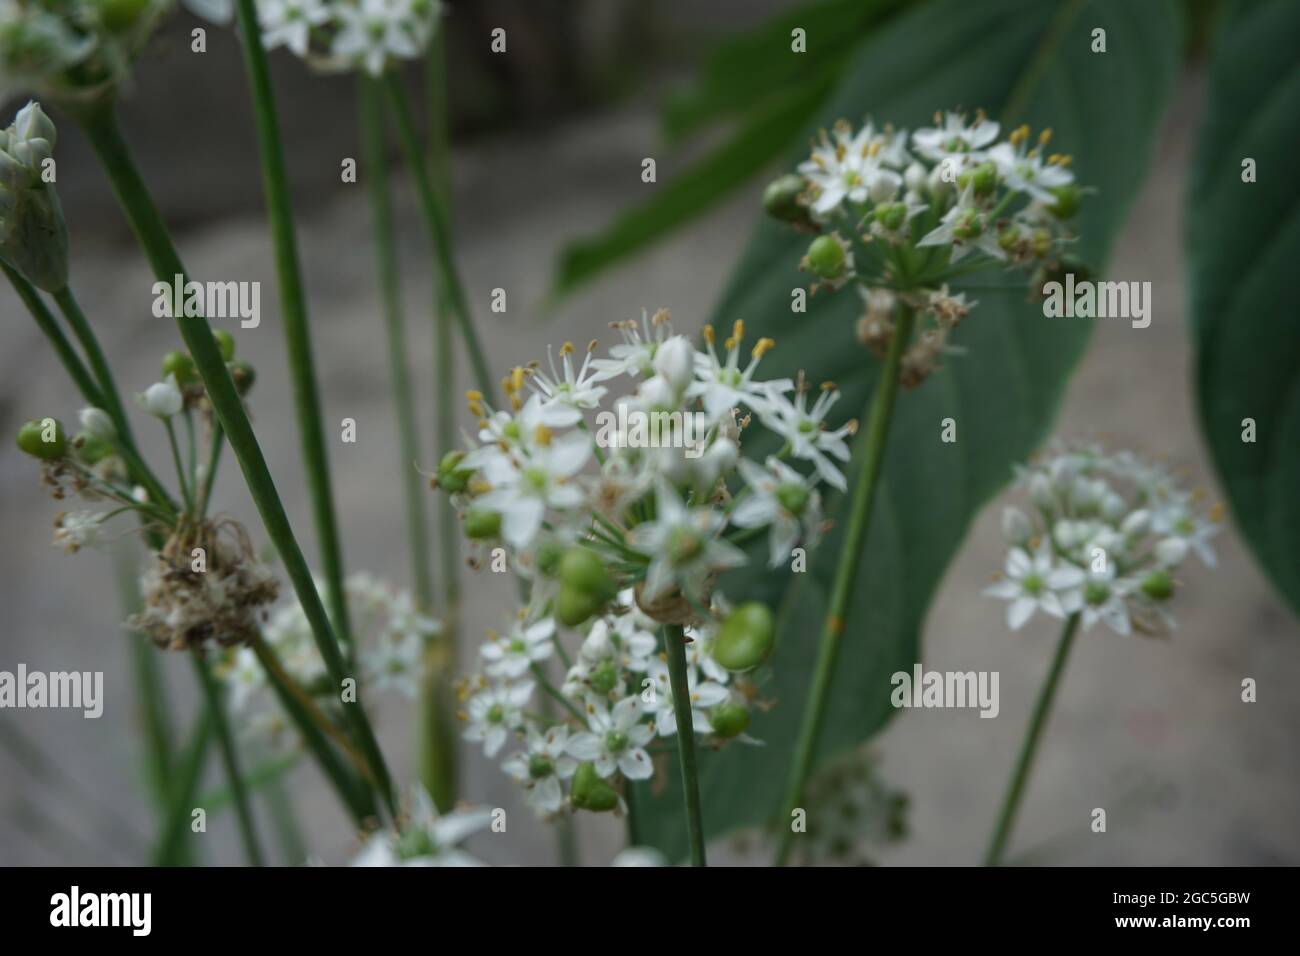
[1,1,1296,865]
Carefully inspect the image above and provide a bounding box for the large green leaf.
[1187,0,1300,618]
[637,0,1182,860]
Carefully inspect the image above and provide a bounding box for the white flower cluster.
[256,0,441,76]
[350,785,492,867]
[769,111,1085,387]
[986,442,1221,636]
[218,572,439,746]
[442,310,853,817]
[792,745,907,867]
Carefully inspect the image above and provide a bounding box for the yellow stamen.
[560,341,575,356]
[1009,124,1030,147]
[534,424,553,447]
[652,307,672,325]
[733,319,745,343]
[468,478,492,495]
[468,401,484,418]
[1038,127,1053,146]
[1209,502,1225,523]
[702,324,715,345]
[752,337,776,359]
[465,390,483,402]
[587,339,598,353]
[510,366,526,393]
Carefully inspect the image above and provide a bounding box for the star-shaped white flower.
[480,616,555,678]
[731,456,823,568]
[463,678,533,757]
[983,543,1084,630]
[502,724,577,816]
[566,696,655,780]
[627,482,746,604]
[757,383,853,491]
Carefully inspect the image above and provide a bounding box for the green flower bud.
[437,450,474,494]
[709,701,750,739]
[527,755,554,780]
[713,602,776,672]
[463,508,502,540]
[559,547,616,601]
[555,583,601,629]
[228,359,256,395]
[970,160,998,196]
[1140,569,1174,601]
[874,201,907,231]
[536,539,565,578]
[1047,183,1081,219]
[16,417,67,460]
[570,762,619,812]
[1030,228,1053,257]
[161,350,198,385]
[212,328,235,361]
[952,208,983,241]
[805,234,848,280]
[74,431,115,465]
[762,174,808,223]
[997,225,1022,251]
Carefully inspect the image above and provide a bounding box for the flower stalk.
[775,303,916,867]
[75,101,397,819]
[233,0,354,650]
[664,623,707,867]
[193,652,265,866]
[984,612,1079,866]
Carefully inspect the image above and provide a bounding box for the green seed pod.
[1140,569,1174,601]
[998,225,1022,251]
[589,659,619,696]
[710,701,750,739]
[16,417,67,460]
[952,208,983,241]
[74,431,115,465]
[775,482,810,516]
[535,539,565,578]
[1047,183,1081,220]
[463,508,502,540]
[570,762,619,812]
[161,350,198,385]
[763,174,808,223]
[555,583,602,629]
[805,234,847,280]
[228,359,256,395]
[212,329,235,361]
[713,601,776,672]
[970,160,998,196]
[559,547,615,601]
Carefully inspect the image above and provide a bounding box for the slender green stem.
[232,0,354,651]
[193,653,265,866]
[7,263,105,407]
[664,623,707,866]
[359,78,433,609]
[152,709,214,866]
[51,285,135,444]
[77,102,397,820]
[163,418,193,514]
[624,779,643,848]
[380,73,496,403]
[199,422,224,518]
[263,774,309,865]
[775,304,917,867]
[984,612,1080,867]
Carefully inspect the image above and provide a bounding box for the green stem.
[380,73,495,403]
[199,422,224,518]
[115,548,174,811]
[193,654,264,865]
[233,0,354,650]
[6,263,105,407]
[984,612,1080,867]
[51,285,135,446]
[77,102,397,820]
[663,623,707,866]
[163,418,193,514]
[152,709,214,866]
[358,78,433,609]
[775,303,916,867]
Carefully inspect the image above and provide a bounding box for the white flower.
[1001,506,1033,545]
[643,656,729,737]
[986,140,1074,203]
[628,482,746,604]
[351,788,492,867]
[589,309,675,381]
[463,679,533,758]
[1076,564,1135,636]
[53,510,106,553]
[259,0,333,57]
[757,384,853,491]
[473,429,591,549]
[983,543,1083,630]
[797,120,905,217]
[732,457,823,568]
[1153,505,1219,567]
[137,375,182,418]
[611,847,668,866]
[502,724,577,816]
[566,695,654,780]
[688,322,792,422]
[480,617,555,678]
[917,184,1005,262]
[331,0,419,76]
[911,111,1000,164]
[529,341,608,412]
